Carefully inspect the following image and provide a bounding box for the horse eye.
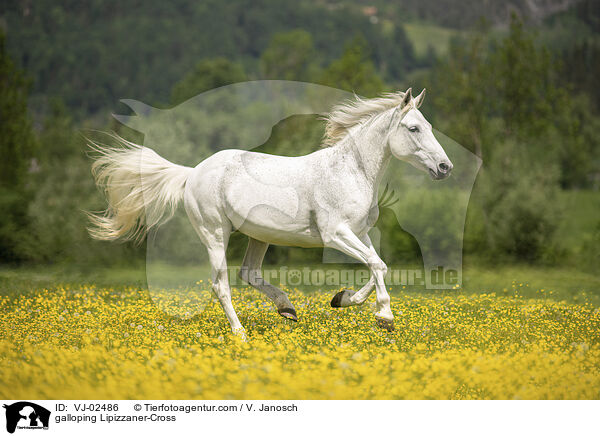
[408,126,419,133]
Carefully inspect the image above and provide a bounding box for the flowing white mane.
[322,91,409,147]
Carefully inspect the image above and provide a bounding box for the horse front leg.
[324,228,394,331]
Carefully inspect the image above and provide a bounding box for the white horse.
[88,88,452,339]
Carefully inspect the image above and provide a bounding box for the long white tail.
[87,135,193,243]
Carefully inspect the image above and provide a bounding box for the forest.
[1,0,599,274]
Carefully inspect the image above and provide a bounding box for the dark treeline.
[3,0,415,117]
[0,1,599,270]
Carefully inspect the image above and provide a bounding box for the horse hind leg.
[331,276,375,308]
[238,238,298,321]
[186,201,246,339]
[206,234,247,340]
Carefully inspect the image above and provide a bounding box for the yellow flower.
[0,283,598,399]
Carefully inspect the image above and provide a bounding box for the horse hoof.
[330,290,346,307]
[232,328,248,342]
[375,317,395,332]
[278,307,298,322]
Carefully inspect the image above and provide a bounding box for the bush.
[475,139,562,262]
[580,221,600,273]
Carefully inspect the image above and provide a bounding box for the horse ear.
[414,88,426,108]
[402,88,412,107]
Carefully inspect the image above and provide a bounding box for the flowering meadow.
[0,281,599,399]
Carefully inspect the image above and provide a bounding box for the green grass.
[1,262,598,307]
[461,264,600,305]
[555,190,600,251]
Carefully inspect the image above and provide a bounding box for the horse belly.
[239,220,323,248]
[228,200,322,247]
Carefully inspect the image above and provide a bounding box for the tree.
[0,31,36,262]
[319,36,384,97]
[22,100,145,266]
[170,58,246,105]
[427,24,490,158]
[260,30,316,81]
[490,18,557,139]
[427,16,573,262]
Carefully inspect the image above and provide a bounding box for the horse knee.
[380,263,388,277]
[212,280,231,301]
[239,268,264,287]
[370,259,387,276]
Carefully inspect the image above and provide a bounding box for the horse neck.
[336,112,392,189]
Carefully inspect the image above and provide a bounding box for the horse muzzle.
[429,161,453,180]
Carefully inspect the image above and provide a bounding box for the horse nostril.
[438,162,450,173]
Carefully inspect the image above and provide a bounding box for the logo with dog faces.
[3,402,50,433]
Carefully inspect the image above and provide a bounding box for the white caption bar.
[1,400,596,436]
